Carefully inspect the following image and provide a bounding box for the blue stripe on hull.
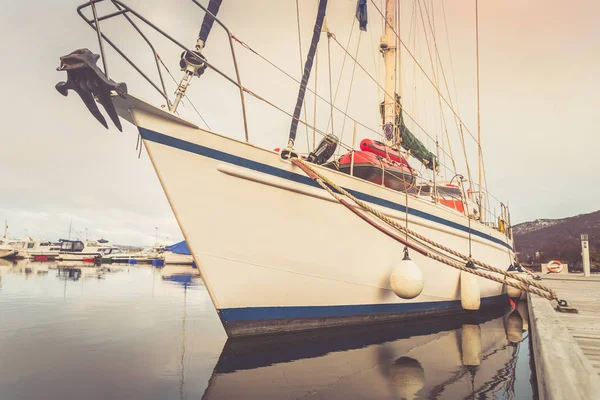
[217,294,508,322]
[139,127,512,251]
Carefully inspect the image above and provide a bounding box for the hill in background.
[513,210,599,271]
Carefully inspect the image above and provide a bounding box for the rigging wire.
[369,0,483,148]
[336,32,363,158]
[421,0,472,190]
[418,0,457,179]
[328,34,456,171]
[230,33,387,141]
[241,86,354,152]
[326,30,335,136]
[324,18,357,136]
[313,46,319,150]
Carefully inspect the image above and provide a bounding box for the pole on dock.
[581,234,591,277]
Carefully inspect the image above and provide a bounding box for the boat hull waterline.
[122,99,513,337]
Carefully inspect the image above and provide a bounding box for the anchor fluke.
[55,48,127,132]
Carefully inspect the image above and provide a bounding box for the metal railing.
[76,0,249,140]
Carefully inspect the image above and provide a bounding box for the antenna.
[68,218,73,240]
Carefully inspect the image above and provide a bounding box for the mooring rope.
[290,157,563,303]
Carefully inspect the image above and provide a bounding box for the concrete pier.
[528,274,600,400]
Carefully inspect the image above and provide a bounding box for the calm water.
[0,260,537,399]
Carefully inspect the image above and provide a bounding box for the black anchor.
[55,49,127,131]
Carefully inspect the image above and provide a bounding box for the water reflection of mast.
[179,285,188,400]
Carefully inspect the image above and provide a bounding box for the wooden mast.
[381,0,397,144]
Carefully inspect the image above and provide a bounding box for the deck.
[528,274,600,400]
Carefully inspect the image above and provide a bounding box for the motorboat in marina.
[112,244,166,264]
[0,239,18,259]
[55,0,557,337]
[99,247,132,263]
[56,239,115,262]
[9,237,61,260]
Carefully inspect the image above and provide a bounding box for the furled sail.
[287,0,329,148]
[198,0,223,48]
[356,0,368,31]
[380,95,438,170]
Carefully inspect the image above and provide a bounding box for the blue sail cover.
[288,0,329,146]
[166,240,191,255]
[356,0,368,31]
[198,0,223,46]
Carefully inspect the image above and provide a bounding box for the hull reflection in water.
[203,305,530,399]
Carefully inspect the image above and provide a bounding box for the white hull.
[17,250,60,259]
[163,251,194,265]
[57,252,101,262]
[0,248,17,259]
[119,97,513,337]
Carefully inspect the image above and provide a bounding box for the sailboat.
[56,0,519,337]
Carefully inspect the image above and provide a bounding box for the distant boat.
[102,243,168,264]
[163,240,194,265]
[100,247,132,264]
[56,239,115,262]
[0,239,17,259]
[9,237,61,260]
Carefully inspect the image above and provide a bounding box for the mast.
[475,0,483,220]
[381,0,397,144]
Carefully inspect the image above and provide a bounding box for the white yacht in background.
[0,239,17,259]
[10,237,61,260]
[56,239,115,262]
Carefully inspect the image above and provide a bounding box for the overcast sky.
[1,0,599,245]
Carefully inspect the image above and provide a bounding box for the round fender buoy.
[390,251,424,299]
[547,260,563,274]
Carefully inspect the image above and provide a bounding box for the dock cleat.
[55,48,127,131]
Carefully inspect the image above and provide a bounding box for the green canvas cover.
[380,95,438,170]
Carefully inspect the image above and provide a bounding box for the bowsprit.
[55,48,127,131]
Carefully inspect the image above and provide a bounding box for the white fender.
[460,270,481,310]
[390,251,424,299]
